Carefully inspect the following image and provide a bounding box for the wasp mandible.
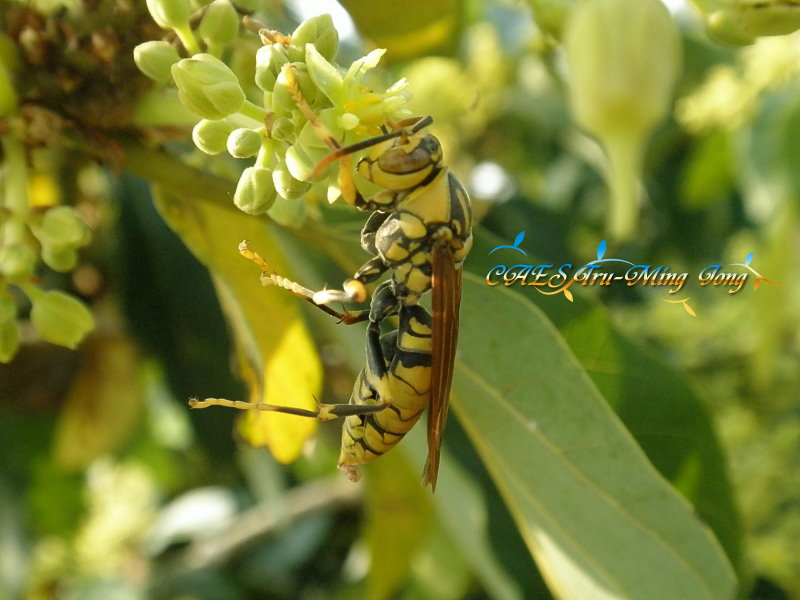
[192,70,472,490]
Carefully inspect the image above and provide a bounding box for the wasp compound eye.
[378,137,439,175]
[419,135,440,157]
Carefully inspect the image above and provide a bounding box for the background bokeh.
[1,0,799,598]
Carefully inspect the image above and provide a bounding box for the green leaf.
[680,129,735,209]
[403,423,525,599]
[469,228,742,573]
[364,447,433,600]
[555,304,743,575]
[452,275,737,599]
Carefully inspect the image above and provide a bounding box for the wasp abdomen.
[338,304,432,470]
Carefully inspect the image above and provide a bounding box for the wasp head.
[358,132,442,191]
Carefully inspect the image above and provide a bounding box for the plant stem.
[604,131,643,242]
[1,131,30,246]
[174,24,201,56]
[1,132,29,216]
[240,100,267,123]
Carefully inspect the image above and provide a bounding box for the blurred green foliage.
[1,0,799,598]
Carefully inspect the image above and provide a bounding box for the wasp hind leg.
[189,396,389,421]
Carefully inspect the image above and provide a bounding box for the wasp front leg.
[311,211,393,305]
[239,240,370,324]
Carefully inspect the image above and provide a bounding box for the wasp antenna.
[310,129,399,178]
[410,115,434,133]
[284,65,343,155]
[311,150,344,178]
[312,127,413,178]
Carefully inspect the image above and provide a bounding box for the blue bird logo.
[489,231,527,256]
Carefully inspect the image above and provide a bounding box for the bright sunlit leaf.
[154,190,322,463]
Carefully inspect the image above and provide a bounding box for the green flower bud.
[171,54,245,120]
[565,0,680,240]
[146,0,191,31]
[254,44,289,92]
[526,0,576,39]
[270,116,295,142]
[695,1,800,45]
[289,14,339,62]
[0,291,19,363]
[566,0,680,140]
[33,206,91,252]
[0,318,20,363]
[267,193,306,227]
[198,0,240,52]
[0,296,16,323]
[0,33,22,74]
[227,128,263,158]
[234,166,277,214]
[30,290,94,350]
[41,246,78,272]
[284,144,315,181]
[272,167,312,200]
[133,41,181,82]
[0,244,36,283]
[0,64,17,117]
[192,118,235,154]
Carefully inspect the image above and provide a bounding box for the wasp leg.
[191,286,400,421]
[360,210,390,254]
[312,255,391,305]
[239,240,370,324]
[367,280,400,323]
[189,397,388,420]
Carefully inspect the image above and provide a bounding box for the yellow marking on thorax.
[401,170,451,224]
[397,212,428,239]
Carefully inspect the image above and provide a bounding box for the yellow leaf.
[53,336,142,471]
[153,189,322,464]
[236,319,320,463]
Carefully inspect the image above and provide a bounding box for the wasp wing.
[423,242,462,490]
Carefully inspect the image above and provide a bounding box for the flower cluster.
[134,4,413,224]
[1,63,94,361]
[690,0,800,45]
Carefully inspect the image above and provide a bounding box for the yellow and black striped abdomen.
[338,305,432,469]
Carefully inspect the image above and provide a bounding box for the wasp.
[192,73,472,489]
